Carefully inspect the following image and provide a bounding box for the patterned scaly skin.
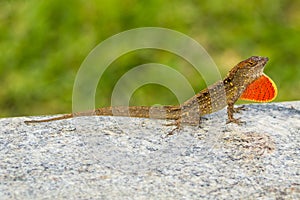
[25,56,269,128]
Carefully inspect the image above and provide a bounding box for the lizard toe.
[233,105,247,113]
[226,117,242,124]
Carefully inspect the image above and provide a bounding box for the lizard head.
[229,56,269,86]
[238,56,268,73]
[222,56,276,104]
[237,56,269,80]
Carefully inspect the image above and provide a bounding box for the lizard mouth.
[261,56,269,65]
[260,57,269,69]
[251,56,269,69]
[251,56,268,64]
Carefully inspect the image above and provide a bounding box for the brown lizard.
[25,56,277,131]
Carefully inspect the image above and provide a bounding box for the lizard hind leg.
[163,119,182,136]
[226,103,243,124]
[198,116,204,128]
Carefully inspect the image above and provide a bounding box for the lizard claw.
[166,126,180,136]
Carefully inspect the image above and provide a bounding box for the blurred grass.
[0,0,299,117]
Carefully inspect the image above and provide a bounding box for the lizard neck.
[223,66,264,104]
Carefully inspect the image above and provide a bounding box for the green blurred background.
[0,0,299,117]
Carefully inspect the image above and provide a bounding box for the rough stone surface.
[0,101,299,199]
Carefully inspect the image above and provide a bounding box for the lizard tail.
[24,105,182,124]
[24,113,74,124]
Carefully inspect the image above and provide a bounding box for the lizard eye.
[247,60,256,66]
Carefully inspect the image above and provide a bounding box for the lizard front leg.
[226,103,241,124]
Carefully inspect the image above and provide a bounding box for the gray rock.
[0,101,299,199]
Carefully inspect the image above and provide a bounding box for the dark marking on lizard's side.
[25,56,275,134]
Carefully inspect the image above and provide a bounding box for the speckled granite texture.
[0,101,299,199]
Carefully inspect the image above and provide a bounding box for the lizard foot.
[226,117,243,124]
[163,119,181,137]
[233,105,247,113]
[166,126,180,136]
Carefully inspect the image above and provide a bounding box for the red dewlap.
[240,74,277,102]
